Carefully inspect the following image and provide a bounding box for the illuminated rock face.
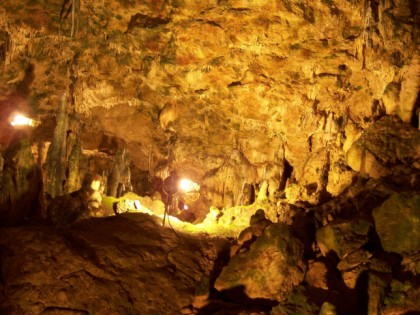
[214,222,306,301]
[0,3,419,313]
[0,0,419,208]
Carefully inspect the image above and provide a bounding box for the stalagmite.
[45,94,68,198]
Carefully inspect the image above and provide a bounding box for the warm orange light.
[179,178,200,192]
[10,114,36,127]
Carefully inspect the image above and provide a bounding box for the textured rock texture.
[0,1,420,314]
[214,222,306,301]
[373,191,420,254]
[0,0,419,209]
[0,213,228,314]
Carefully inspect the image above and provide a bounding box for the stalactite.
[107,149,133,197]
[45,94,68,198]
[66,138,81,193]
[59,0,80,38]
[361,0,374,69]
[70,0,80,38]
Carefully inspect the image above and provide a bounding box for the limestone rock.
[214,222,305,301]
[372,192,420,254]
[1,0,419,210]
[346,116,420,179]
[341,265,369,290]
[305,260,329,290]
[270,286,320,315]
[401,251,420,275]
[47,191,90,226]
[0,131,43,226]
[0,214,226,314]
[364,271,389,315]
[319,302,337,315]
[382,280,420,315]
[192,276,211,309]
[337,249,372,271]
[316,219,372,259]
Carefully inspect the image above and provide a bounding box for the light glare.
[10,114,36,127]
[179,178,200,192]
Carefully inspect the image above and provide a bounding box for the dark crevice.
[299,3,315,24]
[196,19,223,29]
[16,63,35,97]
[0,30,10,62]
[228,81,242,87]
[230,8,252,12]
[125,13,170,34]
[59,0,72,21]
[194,89,208,95]
[410,91,420,129]
[206,20,223,28]
[369,0,380,22]
[279,159,293,191]
[314,72,339,78]
[43,306,88,314]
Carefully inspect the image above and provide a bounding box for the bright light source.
[179,178,200,192]
[10,114,36,127]
[183,204,189,210]
[134,200,141,210]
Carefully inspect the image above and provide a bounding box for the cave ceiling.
[0,0,419,201]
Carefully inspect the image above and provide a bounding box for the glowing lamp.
[179,178,200,192]
[134,200,141,210]
[10,114,36,127]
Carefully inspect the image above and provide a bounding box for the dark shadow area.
[409,91,419,129]
[196,285,277,315]
[291,209,317,260]
[354,270,369,315]
[302,252,360,315]
[383,170,420,192]
[16,63,35,97]
[279,158,293,191]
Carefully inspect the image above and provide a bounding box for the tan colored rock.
[341,265,368,290]
[0,0,418,211]
[214,223,305,301]
[346,116,420,179]
[305,260,329,290]
[316,219,372,259]
[319,302,337,315]
[372,192,420,254]
[381,280,420,315]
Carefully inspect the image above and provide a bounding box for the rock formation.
[0,0,419,314]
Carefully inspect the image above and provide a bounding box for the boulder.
[270,286,319,315]
[305,260,329,290]
[316,219,372,259]
[372,192,420,254]
[214,222,305,301]
[382,280,420,315]
[346,116,420,179]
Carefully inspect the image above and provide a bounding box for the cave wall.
[0,0,419,208]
